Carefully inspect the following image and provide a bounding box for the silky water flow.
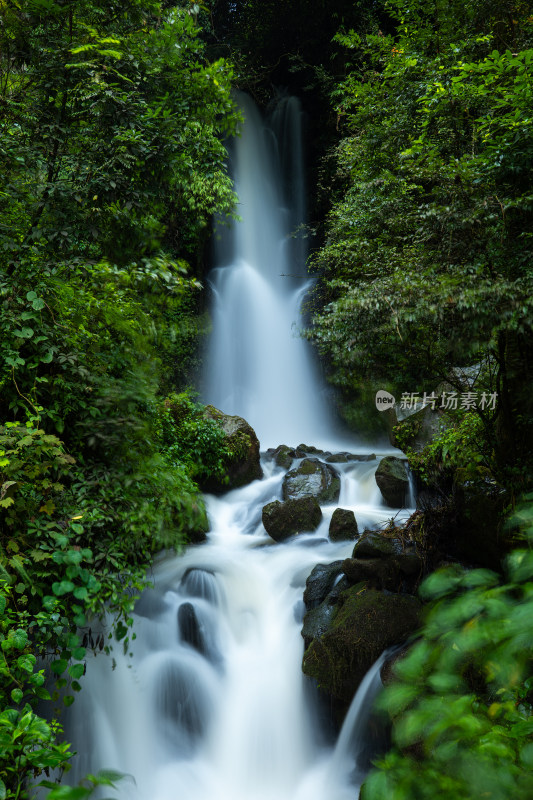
[60,95,414,800]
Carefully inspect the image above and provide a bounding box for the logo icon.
[375,390,396,411]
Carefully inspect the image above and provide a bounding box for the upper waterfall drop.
[204,94,339,449]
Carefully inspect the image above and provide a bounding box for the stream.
[61,93,413,800]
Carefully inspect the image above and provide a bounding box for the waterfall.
[203,93,341,450]
[57,95,407,800]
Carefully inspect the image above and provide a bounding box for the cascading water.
[59,95,414,800]
[204,94,341,449]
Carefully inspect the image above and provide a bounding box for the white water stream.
[60,94,413,800]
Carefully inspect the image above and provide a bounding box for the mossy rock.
[375,456,409,507]
[262,496,322,542]
[283,458,341,504]
[346,531,423,590]
[271,444,296,469]
[201,406,262,493]
[302,586,421,707]
[352,530,402,559]
[329,508,359,542]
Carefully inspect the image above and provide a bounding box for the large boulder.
[302,586,421,711]
[375,456,409,507]
[262,497,322,542]
[329,508,359,542]
[283,458,341,504]
[201,406,262,493]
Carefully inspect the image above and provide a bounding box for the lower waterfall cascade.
[59,94,414,800]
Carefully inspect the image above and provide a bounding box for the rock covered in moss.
[269,444,296,469]
[282,458,340,504]
[201,406,262,493]
[329,508,359,541]
[302,586,421,708]
[342,530,422,591]
[375,456,409,507]
[352,530,402,559]
[262,496,322,542]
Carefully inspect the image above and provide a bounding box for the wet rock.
[297,444,326,455]
[201,406,262,492]
[302,575,351,647]
[270,444,296,469]
[329,508,359,542]
[325,453,349,463]
[177,602,206,655]
[302,601,338,645]
[375,456,409,507]
[303,561,344,610]
[262,496,322,542]
[282,458,341,504]
[325,452,376,463]
[352,530,402,559]
[302,587,421,709]
[343,530,423,592]
[177,602,221,666]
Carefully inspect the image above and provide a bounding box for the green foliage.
[0,585,74,798]
[308,0,533,461]
[396,409,493,485]
[363,497,533,800]
[158,392,232,485]
[0,2,240,797]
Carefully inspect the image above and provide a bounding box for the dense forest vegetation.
[1,0,532,798]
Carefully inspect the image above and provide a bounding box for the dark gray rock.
[177,602,206,655]
[283,458,341,504]
[303,561,344,610]
[329,508,359,542]
[375,456,409,507]
[262,496,322,542]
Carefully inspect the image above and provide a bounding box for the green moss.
[302,587,421,704]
